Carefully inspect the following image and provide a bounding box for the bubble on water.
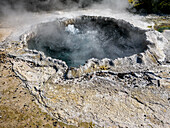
[65,24,79,34]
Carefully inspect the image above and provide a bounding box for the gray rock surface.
[163,30,170,41]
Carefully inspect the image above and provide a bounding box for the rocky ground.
[0,51,58,128]
[0,21,96,128]
[0,51,95,128]
[0,14,170,128]
[1,45,170,128]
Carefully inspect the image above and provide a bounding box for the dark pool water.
[28,17,147,67]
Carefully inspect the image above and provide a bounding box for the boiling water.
[28,19,147,67]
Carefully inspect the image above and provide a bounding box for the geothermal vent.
[27,16,148,67]
[4,15,169,128]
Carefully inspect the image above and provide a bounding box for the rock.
[1,15,170,127]
[163,30,170,41]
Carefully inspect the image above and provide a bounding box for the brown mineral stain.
[0,51,99,128]
[0,28,13,42]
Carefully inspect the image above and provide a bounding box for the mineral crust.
[0,15,170,128]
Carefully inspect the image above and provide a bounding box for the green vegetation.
[154,23,170,32]
[129,0,170,14]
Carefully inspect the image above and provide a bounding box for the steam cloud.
[0,0,130,36]
[0,0,129,17]
[0,0,101,15]
[0,0,131,67]
[27,17,146,67]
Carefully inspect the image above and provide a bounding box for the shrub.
[129,0,170,14]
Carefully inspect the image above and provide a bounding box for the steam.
[0,0,131,29]
[0,0,134,67]
[0,0,129,17]
[28,23,106,66]
[27,18,147,67]
[0,0,100,15]
[92,0,129,12]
